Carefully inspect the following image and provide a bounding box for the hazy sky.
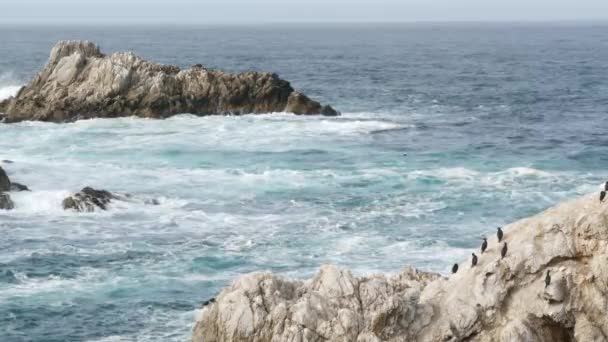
[3,0,608,24]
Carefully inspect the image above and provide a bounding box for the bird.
[501,242,508,259]
[471,253,478,267]
[545,270,551,288]
[497,227,504,242]
[452,263,459,274]
[605,181,608,191]
[601,191,606,203]
[202,297,216,307]
[481,237,488,254]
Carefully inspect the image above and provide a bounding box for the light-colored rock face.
[193,192,608,342]
[0,40,338,122]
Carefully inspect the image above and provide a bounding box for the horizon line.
[2,19,608,27]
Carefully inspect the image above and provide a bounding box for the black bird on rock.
[471,253,478,267]
[601,191,606,203]
[497,227,504,242]
[452,263,459,274]
[545,270,551,288]
[481,237,488,254]
[202,297,216,307]
[501,242,508,259]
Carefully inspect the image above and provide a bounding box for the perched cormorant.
[471,253,478,267]
[481,237,488,254]
[501,242,508,259]
[601,191,606,203]
[452,263,459,274]
[497,227,504,242]
[202,297,216,307]
[545,270,551,288]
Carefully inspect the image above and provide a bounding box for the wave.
[0,85,21,102]
[0,71,23,102]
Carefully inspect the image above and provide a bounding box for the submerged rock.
[193,192,608,342]
[0,193,14,210]
[0,40,338,122]
[62,187,117,212]
[10,182,30,192]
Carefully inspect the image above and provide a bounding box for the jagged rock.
[62,186,117,212]
[0,40,339,122]
[10,182,30,192]
[0,193,14,210]
[0,167,10,192]
[193,192,608,342]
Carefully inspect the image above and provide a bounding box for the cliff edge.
[0,40,338,122]
[193,191,608,341]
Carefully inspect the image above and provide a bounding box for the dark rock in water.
[0,269,19,284]
[285,92,339,116]
[144,198,160,205]
[0,193,14,210]
[10,182,30,192]
[0,167,10,192]
[62,186,117,212]
[0,40,339,123]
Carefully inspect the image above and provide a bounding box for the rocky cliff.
[0,41,338,122]
[193,191,608,342]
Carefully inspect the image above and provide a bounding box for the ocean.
[1,23,608,341]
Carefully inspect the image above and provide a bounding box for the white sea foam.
[0,85,21,101]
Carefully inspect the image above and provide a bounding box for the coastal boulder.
[10,182,30,192]
[0,40,339,122]
[193,191,608,341]
[62,187,117,212]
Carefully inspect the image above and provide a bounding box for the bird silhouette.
[605,181,608,191]
[497,227,504,242]
[501,242,508,259]
[545,270,551,288]
[481,237,488,254]
[452,263,459,274]
[202,297,216,306]
[471,253,478,267]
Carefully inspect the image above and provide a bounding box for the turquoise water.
[1,23,608,341]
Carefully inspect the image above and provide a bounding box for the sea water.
[1,23,608,341]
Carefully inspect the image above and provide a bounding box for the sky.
[2,0,608,25]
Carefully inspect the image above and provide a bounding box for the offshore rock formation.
[62,187,120,212]
[0,40,338,122]
[0,166,28,210]
[193,192,608,342]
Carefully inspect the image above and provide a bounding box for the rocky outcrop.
[0,166,10,192]
[0,166,28,210]
[0,193,14,210]
[10,182,29,192]
[193,191,608,342]
[62,187,118,212]
[0,40,338,122]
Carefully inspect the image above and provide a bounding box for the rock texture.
[0,193,14,210]
[193,192,608,342]
[62,187,118,212]
[0,166,27,210]
[0,40,338,122]
[0,166,10,192]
